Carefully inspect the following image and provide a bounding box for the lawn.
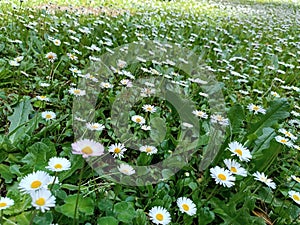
[0,0,300,224]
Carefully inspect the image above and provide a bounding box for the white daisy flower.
[211,114,229,126]
[223,159,247,177]
[14,56,24,62]
[131,115,145,125]
[71,139,105,158]
[46,157,71,172]
[118,163,135,175]
[41,111,56,121]
[45,52,57,63]
[227,141,252,162]
[253,171,276,189]
[275,136,293,147]
[31,189,56,213]
[40,82,50,87]
[68,88,86,96]
[19,171,52,194]
[176,197,197,216]
[149,206,171,225]
[86,122,105,131]
[36,95,50,102]
[291,175,300,183]
[100,82,113,89]
[289,190,300,205]
[141,125,151,131]
[0,197,14,210]
[192,110,208,119]
[52,39,61,46]
[247,104,266,114]
[210,166,235,188]
[278,129,297,141]
[139,145,158,155]
[9,60,20,66]
[142,104,157,113]
[108,143,127,159]
[120,79,132,87]
[67,53,78,60]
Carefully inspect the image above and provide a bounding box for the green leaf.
[134,209,148,225]
[150,117,166,144]
[198,207,215,225]
[0,164,14,183]
[247,99,290,138]
[113,202,136,223]
[97,216,119,225]
[228,104,245,134]
[55,195,94,219]
[7,98,33,143]
[253,127,276,152]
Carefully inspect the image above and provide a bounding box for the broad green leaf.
[7,98,33,143]
[198,207,215,225]
[113,202,136,223]
[253,127,276,152]
[97,216,118,225]
[55,195,94,218]
[228,103,245,134]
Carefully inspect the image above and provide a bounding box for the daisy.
[46,157,71,172]
[289,190,300,205]
[14,56,24,62]
[108,143,127,159]
[19,171,52,194]
[117,59,127,68]
[278,129,297,141]
[0,197,14,210]
[275,136,293,147]
[176,197,197,216]
[131,115,145,125]
[140,145,158,155]
[36,95,50,102]
[68,88,86,96]
[118,163,135,175]
[211,114,229,126]
[223,159,247,177]
[227,141,252,162]
[253,171,276,189]
[52,39,61,46]
[120,79,133,87]
[71,139,105,158]
[210,166,235,188]
[9,60,20,66]
[86,122,105,131]
[247,104,266,114]
[100,82,113,89]
[41,111,56,121]
[67,53,78,60]
[142,105,157,113]
[141,125,151,131]
[31,189,56,213]
[40,82,50,87]
[192,110,208,119]
[45,52,57,63]
[149,206,171,225]
[291,175,300,183]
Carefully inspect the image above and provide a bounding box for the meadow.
[0,0,300,224]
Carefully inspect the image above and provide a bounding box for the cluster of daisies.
[210,141,276,189]
[149,197,196,225]
[16,157,71,213]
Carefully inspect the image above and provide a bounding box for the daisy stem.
[73,161,85,225]
[50,172,58,191]
[29,210,37,225]
[205,185,218,202]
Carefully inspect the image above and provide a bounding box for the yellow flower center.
[253,105,260,111]
[31,180,42,189]
[234,149,243,156]
[82,146,93,155]
[114,148,121,154]
[280,139,287,143]
[40,96,46,99]
[293,194,300,201]
[122,169,128,174]
[156,213,164,221]
[146,147,152,153]
[54,163,63,169]
[230,167,237,173]
[0,202,7,207]
[218,173,227,181]
[147,107,152,111]
[45,114,52,119]
[295,177,300,183]
[92,125,98,129]
[74,89,81,95]
[182,203,190,211]
[48,55,54,59]
[136,118,141,123]
[35,197,46,206]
